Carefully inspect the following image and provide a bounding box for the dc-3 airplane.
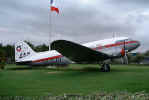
[50,37,140,72]
[15,37,140,72]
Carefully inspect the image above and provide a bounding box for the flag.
[50,0,59,14]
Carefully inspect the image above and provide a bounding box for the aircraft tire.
[100,63,110,72]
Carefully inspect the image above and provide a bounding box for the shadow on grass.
[7,66,47,71]
[7,65,102,72]
[45,66,100,72]
[7,64,138,73]
[81,67,101,72]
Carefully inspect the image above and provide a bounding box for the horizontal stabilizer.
[51,40,110,63]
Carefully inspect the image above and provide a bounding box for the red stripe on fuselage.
[32,55,62,63]
[94,41,137,50]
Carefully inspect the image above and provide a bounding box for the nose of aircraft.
[127,40,140,52]
[131,40,140,51]
[135,40,140,48]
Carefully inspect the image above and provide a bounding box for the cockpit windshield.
[116,38,132,43]
[125,38,132,42]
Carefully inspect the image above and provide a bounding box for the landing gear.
[100,63,110,72]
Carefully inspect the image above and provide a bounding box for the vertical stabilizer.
[15,41,36,62]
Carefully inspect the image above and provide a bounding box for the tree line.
[0,41,149,64]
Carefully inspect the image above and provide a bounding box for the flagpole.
[49,1,52,51]
[49,0,59,50]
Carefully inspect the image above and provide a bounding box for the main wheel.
[100,63,110,72]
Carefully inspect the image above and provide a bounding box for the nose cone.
[131,40,140,51]
[127,40,140,52]
[135,40,141,48]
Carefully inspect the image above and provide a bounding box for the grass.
[0,64,149,96]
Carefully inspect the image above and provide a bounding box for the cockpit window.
[127,38,132,41]
[116,38,132,43]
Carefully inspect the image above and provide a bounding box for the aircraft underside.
[16,56,70,66]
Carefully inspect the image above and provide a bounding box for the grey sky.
[0,0,149,52]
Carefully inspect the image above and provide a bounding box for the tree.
[0,49,6,70]
[144,50,149,56]
[3,45,15,63]
[132,53,144,64]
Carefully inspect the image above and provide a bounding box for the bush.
[0,49,6,70]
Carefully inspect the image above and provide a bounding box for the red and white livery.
[15,37,140,71]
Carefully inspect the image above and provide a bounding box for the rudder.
[15,41,36,62]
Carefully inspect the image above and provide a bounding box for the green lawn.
[0,64,149,96]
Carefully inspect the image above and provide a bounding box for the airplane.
[15,41,71,66]
[51,37,140,72]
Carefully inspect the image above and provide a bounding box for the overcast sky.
[0,0,149,52]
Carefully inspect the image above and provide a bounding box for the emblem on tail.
[16,46,22,52]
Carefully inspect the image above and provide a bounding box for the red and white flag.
[50,0,59,14]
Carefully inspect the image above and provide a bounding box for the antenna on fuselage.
[113,33,117,40]
[113,33,116,38]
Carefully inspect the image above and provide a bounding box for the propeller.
[120,40,128,64]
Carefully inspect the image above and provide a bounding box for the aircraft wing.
[51,40,111,63]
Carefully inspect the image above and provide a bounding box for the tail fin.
[15,41,36,62]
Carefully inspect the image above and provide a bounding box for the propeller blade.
[120,40,129,64]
